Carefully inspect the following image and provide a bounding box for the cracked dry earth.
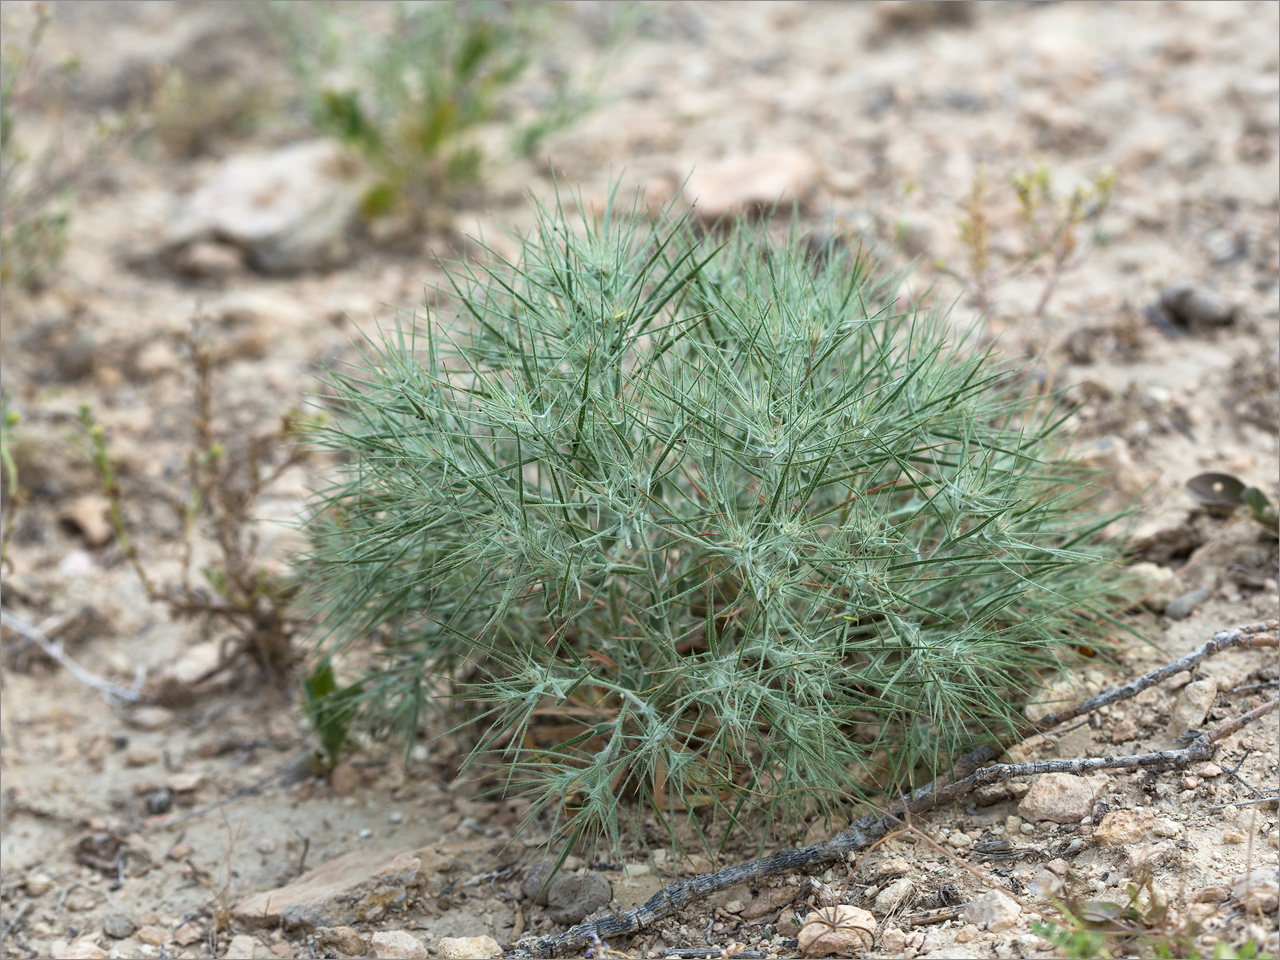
[0,2,1278,959]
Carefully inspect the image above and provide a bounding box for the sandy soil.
[1,3,1277,959]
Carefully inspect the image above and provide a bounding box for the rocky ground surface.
[1,2,1277,959]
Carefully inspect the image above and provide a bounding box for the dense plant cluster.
[303,188,1130,850]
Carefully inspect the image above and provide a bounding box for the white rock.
[684,148,817,220]
[797,905,876,957]
[371,930,430,959]
[874,877,915,916]
[1170,678,1218,734]
[1232,869,1279,914]
[965,890,1021,932]
[62,494,113,546]
[1018,773,1109,823]
[879,927,907,953]
[25,874,53,897]
[222,934,259,959]
[437,936,501,959]
[167,141,370,274]
[1094,809,1154,845]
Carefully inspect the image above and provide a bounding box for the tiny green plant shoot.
[1,3,137,292]
[1,6,70,290]
[0,397,24,569]
[945,164,1115,318]
[1032,871,1271,960]
[257,1,613,235]
[302,185,1133,853]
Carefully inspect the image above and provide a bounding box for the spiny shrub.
[302,187,1131,850]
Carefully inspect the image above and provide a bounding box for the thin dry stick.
[514,620,1279,957]
[0,608,144,706]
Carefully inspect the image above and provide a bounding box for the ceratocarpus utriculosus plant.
[302,186,1134,853]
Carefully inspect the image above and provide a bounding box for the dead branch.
[0,607,144,706]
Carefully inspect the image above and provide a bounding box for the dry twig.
[0,607,144,706]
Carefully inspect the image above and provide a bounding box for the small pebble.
[125,746,160,767]
[1165,586,1211,620]
[102,915,137,939]
[390,811,404,824]
[25,874,53,897]
[1160,281,1236,329]
[137,926,166,946]
[168,841,193,861]
[256,836,278,854]
[358,828,374,839]
[148,788,174,815]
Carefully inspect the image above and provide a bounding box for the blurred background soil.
[0,3,1276,959]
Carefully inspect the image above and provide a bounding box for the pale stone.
[166,771,207,793]
[125,746,160,767]
[1018,773,1109,823]
[55,940,109,960]
[797,905,876,957]
[955,923,979,943]
[330,762,360,797]
[166,140,370,274]
[874,878,915,916]
[124,707,174,731]
[965,890,1021,932]
[1170,679,1218,734]
[1093,809,1154,846]
[369,930,429,959]
[224,935,260,959]
[25,873,53,896]
[436,935,501,960]
[684,148,817,220]
[740,884,800,919]
[1232,869,1279,914]
[880,927,907,953]
[314,926,367,956]
[875,858,912,881]
[62,494,113,546]
[233,847,438,929]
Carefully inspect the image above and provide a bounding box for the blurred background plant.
[78,318,310,688]
[0,2,136,293]
[255,0,631,238]
[0,395,24,569]
[300,186,1136,855]
[946,164,1116,317]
